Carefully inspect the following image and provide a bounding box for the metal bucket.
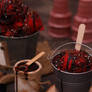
[50,42,92,92]
[0,32,39,65]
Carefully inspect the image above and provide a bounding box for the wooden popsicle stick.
[75,24,86,51]
[26,51,45,65]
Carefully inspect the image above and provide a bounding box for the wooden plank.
[46,85,57,92]
[89,86,92,92]
[0,41,10,66]
[36,41,53,75]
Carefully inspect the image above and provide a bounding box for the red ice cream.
[52,50,92,73]
[0,0,44,37]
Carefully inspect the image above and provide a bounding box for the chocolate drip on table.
[15,71,18,92]
[15,61,39,92]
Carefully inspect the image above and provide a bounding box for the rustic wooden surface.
[90,87,92,92]
[0,41,10,66]
[46,85,57,92]
[36,40,53,75]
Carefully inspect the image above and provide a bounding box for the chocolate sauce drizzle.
[15,61,39,92]
[15,71,18,92]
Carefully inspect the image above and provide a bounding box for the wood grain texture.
[89,86,92,92]
[46,85,57,92]
[36,41,53,75]
[0,41,10,66]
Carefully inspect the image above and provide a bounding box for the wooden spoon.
[75,24,86,51]
[26,51,45,65]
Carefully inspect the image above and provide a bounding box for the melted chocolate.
[15,61,39,80]
[16,61,39,72]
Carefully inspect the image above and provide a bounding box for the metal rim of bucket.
[14,59,42,74]
[50,42,92,75]
[0,31,40,40]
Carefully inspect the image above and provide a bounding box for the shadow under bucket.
[50,42,92,92]
[0,84,6,92]
[0,32,39,65]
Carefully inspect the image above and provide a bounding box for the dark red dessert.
[0,0,44,37]
[52,50,92,73]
